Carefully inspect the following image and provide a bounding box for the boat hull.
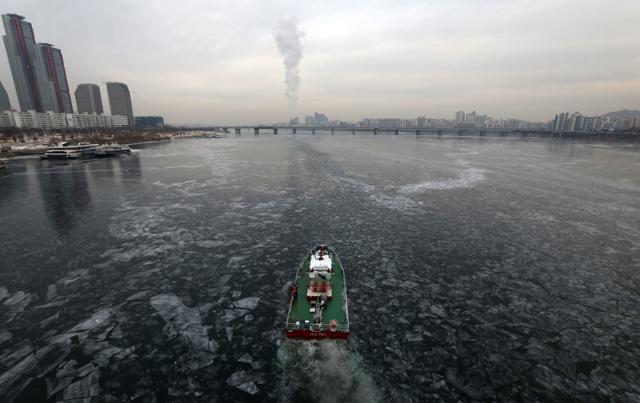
[286,329,349,340]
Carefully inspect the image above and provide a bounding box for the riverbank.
[0,131,173,158]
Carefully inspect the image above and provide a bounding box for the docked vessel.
[285,245,350,340]
[95,144,132,157]
[43,142,98,159]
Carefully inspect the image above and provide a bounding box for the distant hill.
[603,109,640,118]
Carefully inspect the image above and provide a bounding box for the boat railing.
[286,321,349,333]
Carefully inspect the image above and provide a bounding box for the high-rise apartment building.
[2,14,73,113]
[75,83,103,114]
[0,81,11,110]
[37,43,73,113]
[2,14,42,111]
[455,111,465,125]
[106,82,134,126]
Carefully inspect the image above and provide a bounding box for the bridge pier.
[292,128,296,134]
[437,130,442,136]
[352,129,355,135]
[416,130,420,135]
[373,128,378,135]
[479,131,486,136]
[312,129,315,134]
[274,128,278,135]
[235,128,241,135]
[331,128,334,134]
[394,129,399,135]
[458,130,464,136]
[254,128,259,135]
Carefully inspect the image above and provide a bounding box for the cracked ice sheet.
[150,294,218,354]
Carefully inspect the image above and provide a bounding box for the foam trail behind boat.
[277,340,381,403]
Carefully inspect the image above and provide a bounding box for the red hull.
[286,329,349,340]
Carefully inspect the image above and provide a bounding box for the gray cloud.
[1,0,638,124]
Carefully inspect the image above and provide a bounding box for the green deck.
[289,255,348,326]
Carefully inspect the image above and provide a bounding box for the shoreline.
[1,137,172,160]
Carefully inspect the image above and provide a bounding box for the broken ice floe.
[126,291,150,302]
[0,306,130,398]
[222,297,260,323]
[233,297,260,310]
[0,331,12,344]
[0,286,9,301]
[63,369,100,400]
[46,284,57,301]
[3,291,37,322]
[150,294,218,355]
[226,370,259,395]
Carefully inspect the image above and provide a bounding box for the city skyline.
[0,1,639,125]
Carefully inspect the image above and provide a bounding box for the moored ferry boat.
[285,245,350,340]
[95,144,132,157]
[44,142,98,159]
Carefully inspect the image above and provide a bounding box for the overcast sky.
[1,0,639,124]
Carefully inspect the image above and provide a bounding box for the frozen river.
[1,133,639,402]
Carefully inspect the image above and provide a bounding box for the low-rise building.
[111,115,129,127]
[0,110,15,127]
[135,116,164,128]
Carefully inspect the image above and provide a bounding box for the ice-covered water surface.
[0,134,639,402]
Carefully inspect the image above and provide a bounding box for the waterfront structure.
[111,114,130,127]
[0,81,11,110]
[314,112,329,125]
[455,111,465,126]
[12,111,36,128]
[135,116,164,128]
[304,113,329,126]
[75,84,103,114]
[66,112,114,129]
[106,82,134,126]
[36,43,73,113]
[2,14,73,113]
[2,14,43,111]
[550,111,636,132]
[1,109,126,129]
[0,110,15,127]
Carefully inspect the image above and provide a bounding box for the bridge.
[203,125,555,137]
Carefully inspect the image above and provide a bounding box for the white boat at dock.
[95,144,132,157]
[43,142,99,159]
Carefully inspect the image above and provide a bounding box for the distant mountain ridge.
[603,109,640,118]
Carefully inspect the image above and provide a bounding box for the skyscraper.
[106,82,134,126]
[0,81,11,110]
[75,83,103,114]
[2,14,72,113]
[37,43,73,113]
[2,14,42,111]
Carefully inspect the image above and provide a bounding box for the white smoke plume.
[274,18,304,118]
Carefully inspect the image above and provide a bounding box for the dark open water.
[1,133,639,402]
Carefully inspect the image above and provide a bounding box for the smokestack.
[274,18,304,119]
